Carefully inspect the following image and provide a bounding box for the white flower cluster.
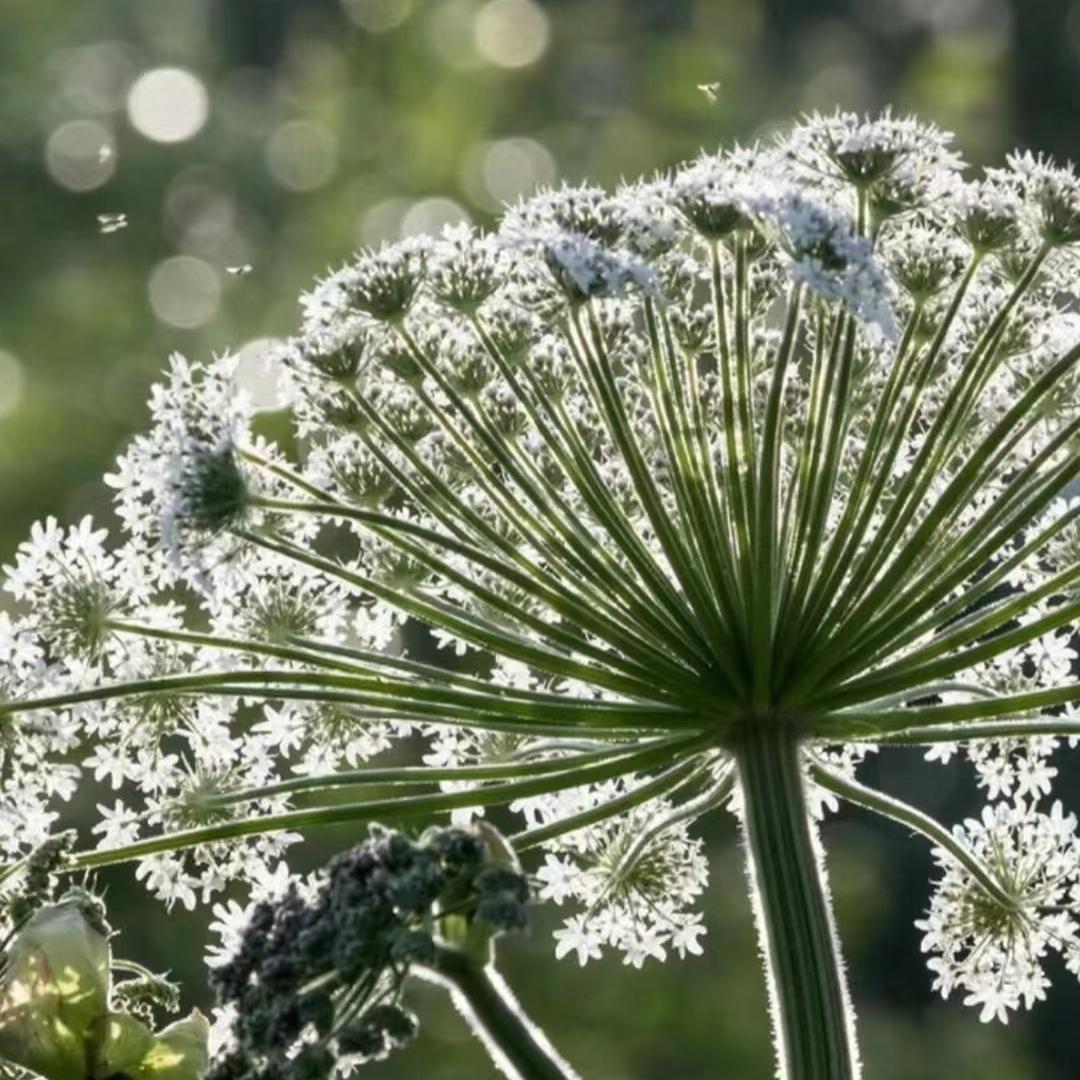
[2,110,1080,997]
[527,782,710,967]
[0,609,80,856]
[919,800,1080,1023]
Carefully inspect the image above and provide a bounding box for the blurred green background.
[2,0,1080,1075]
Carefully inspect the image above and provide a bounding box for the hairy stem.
[735,725,858,1080]
[422,944,579,1080]
[808,763,1012,908]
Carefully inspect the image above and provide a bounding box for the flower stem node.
[178,449,250,537]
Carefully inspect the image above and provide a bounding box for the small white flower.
[91,800,141,849]
[553,914,604,966]
[135,854,200,911]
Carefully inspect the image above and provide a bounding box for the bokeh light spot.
[148,255,221,328]
[358,198,412,246]
[0,350,25,418]
[461,136,557,209]
[127,67,209,144]
[400,197,471,237]
[56,41,139,115]
[265,121,338,192]
[234,338,287,411]
[163,167,252,266]
[474,0,550,68]
[426,0,485,71]
[44,120,116,192]
[341,0,412,33]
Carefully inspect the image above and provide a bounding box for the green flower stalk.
[3,110,1080,1077]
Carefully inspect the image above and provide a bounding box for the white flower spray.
[3,110,1080,1079]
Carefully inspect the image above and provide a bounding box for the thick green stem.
[423,945,578,1080]
[735,726,858,1080]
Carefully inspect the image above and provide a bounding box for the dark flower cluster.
[208,824,530,1080]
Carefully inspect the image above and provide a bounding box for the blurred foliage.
[3,0,1080,1075]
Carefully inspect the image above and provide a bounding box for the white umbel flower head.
[918,799,1080,1023]
[5,113,1080,1070]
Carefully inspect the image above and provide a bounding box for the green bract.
[0,901,208,1080]
[0,902,110,1080]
